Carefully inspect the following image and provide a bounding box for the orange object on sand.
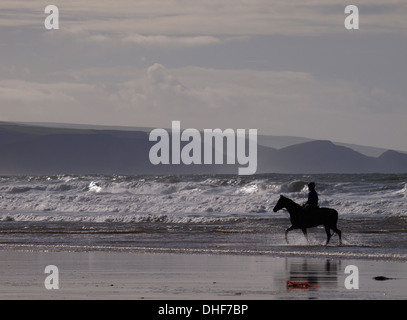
[286,280,320,289]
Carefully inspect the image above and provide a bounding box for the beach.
[1,248,406,300]
[2,0,407,306]
[1,174,407,300]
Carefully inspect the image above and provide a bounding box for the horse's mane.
[282,195,302,209]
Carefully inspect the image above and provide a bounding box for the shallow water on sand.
[1,216,406,262]
[0,251,405,299]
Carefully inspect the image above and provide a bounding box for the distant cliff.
[1,123,407,175]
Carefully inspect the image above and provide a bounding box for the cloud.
[1,1,407,150]
[0,80,77,103]
[1,63,406,149]
[147,63,180,86]
[2,0,406,35]
[0,80,107,123]
[122,34,221,47]
[105,64,406,132]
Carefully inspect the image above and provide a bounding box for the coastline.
[0,248,406,300]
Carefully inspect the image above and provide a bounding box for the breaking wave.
[0,174,406,219]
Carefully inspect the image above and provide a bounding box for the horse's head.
[273,195,287,212]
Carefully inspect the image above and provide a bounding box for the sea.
[1,173,406,261]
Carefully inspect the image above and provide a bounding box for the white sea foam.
[0,174,406,219]
[1,174,406,260]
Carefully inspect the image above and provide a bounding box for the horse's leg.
[332,227,342,245]
[324,225,332,245]
[301,228,309,244]
[285,226,295,244]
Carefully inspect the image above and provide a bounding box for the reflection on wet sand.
[286,258,340,291]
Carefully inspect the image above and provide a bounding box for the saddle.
[303,205,319,215]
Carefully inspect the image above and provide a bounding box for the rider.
[303,182,319,214]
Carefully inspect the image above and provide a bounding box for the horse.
[273,195,342,245]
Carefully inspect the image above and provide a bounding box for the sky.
[1,0,407,150]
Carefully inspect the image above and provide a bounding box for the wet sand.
[0,249,406,300]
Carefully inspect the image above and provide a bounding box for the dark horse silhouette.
[273,195,342,245]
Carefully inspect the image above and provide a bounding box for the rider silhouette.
[303,182,319,214]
